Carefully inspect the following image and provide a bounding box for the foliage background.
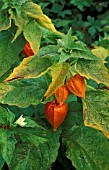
[0,0,109,170]
[33,0,109,46]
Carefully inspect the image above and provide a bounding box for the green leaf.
[58,50,73,64]
[7,105,37,119]
[0,12,11,31]
[0,1,3,9]
[0,106,15,125]
[58,37,99,61]
[75,58,109,86]
[66,125,109,170]
[44,63,70,99]
[40,25,63,44]
[23,21,42,54]
[51,3,63,13]
[9,129,61,170]
[0,30,25,77]
[16,127,48,146]
[2,0,27,7]
[71,44,99,60]
[82,89,109,139]
[0,129,16,165]
[2,0,27,14]
[9,9,28,42]
[0,77,48,108]
[22,116,42,128]
[0,147,4,169]
[62,101,83,132]
[71,0,91,11]
[89,26,96,35]
[35,45,59,59]
[5,44,60,82]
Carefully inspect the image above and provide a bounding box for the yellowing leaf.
[21,2,43,16]
[44,63,70,99]
[22,2,60,34]
[4,55,53,82]
[75,59,109,86]
[82,90,109,139]
[4,45,60,82]
[37,14,60,34]
[91,46,109,60]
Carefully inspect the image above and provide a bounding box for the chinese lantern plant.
[44,74,86,131]
[44,100,68,131]
[66,74,86,98]
[22,42,35,57]
[54,84,70,105]
[1,0,109,170]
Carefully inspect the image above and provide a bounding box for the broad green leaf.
[0,12,11,31]
[0,30,25,77]
[7,105,38,119]
[22,116,42,128]
[66,125,109,170]
[70,41,99,60]
[15,127,48,146]
[75,58,109,86]
[58,50,73,64]
[0,129,16,165]
[40,25,63,44]
[1,0,27,15]
[0,147,4,169]
[72,48,99,61]
[9,9,28,42]
[58,39,99,61]
[35,45,59,59]
[9,129,61,170]
[44,63,70,99]
[23,21,42,54]
[62,101,83,132]
[21,2,60,33]
[4,44,60,82]
[15,115,43,128]
[2,0,27,7]
[91,46,109,60]
[0,77,48,108]
[0,106,15,125]
[59,30,97,61]
[0,82,13,98]
[82,89,109,139]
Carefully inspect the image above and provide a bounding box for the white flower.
[15,115,27,127]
